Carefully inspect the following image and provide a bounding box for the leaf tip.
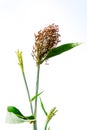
[72,42,82,47]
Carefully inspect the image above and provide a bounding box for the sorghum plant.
[6,24,80,130]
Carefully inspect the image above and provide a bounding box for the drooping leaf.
[41,43,80,63]
[30,91,44,102]
[6,106,35,124]
[7,106,24,118]
[40,98,48,116]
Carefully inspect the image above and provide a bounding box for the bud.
[16,50,24,72]
[32,23,61,64]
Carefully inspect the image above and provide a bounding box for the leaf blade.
[7,106,23,117]
[6,106,35,124]
[40,98,48,116]
[41,43,80,62]
[30,91,44,102]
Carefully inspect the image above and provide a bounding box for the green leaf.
[41,43,80,63]
[30,91,44,102]
[6,106,35,124]
[40,98,48,116]
[7,106,24,118]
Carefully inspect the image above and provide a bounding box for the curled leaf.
[6,106,35,124]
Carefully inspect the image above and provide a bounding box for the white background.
[0,0,87,130]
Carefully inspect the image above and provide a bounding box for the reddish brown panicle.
[32,23,61,64]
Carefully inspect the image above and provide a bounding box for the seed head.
[32,23,61,64]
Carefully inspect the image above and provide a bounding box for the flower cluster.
[32,23,61,64]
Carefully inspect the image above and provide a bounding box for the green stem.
[44,120,49,130]
[22,71,33,115]
[33,64,40,130]
[44,124,47,130]
[34,65,40,116]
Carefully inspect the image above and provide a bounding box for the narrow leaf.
[30,91,44,102]
[40,98,48,116]
[42,43,80,62]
